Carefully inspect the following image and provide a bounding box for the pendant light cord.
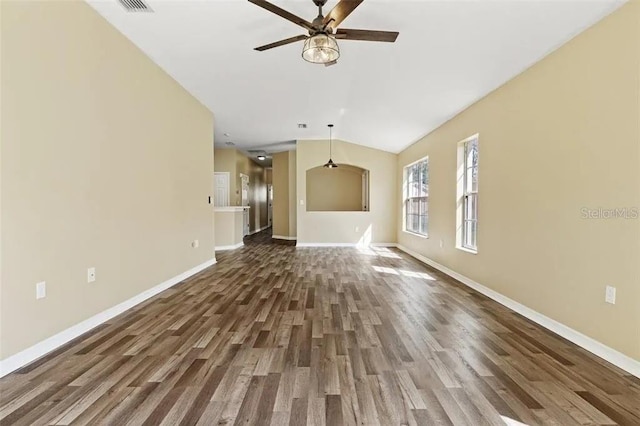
[328,123,334,159]
[330,125,333,158]
[325,124,336,168]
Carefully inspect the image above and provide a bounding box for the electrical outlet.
[605,286,616,304]
[192,240,199,248]
[36,281,46,299]
[300,199,304,205]
[355,226,359,233]
[439,239,444,248]
[87,267,96,283]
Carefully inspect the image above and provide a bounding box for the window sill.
[456,245,477,255]
[403,230,428,239]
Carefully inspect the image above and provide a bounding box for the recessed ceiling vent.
[118,0,152,12]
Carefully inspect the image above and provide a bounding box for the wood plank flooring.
[1,228,639,425]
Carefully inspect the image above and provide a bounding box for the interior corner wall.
[272,151,290,238]
[288,150,297,238]
[397,1,640,361]
[0,1,214,360]
[297,140,397,244]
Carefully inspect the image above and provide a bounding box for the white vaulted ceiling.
[86,0,624,154]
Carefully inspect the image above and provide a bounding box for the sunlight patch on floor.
[357,246,401,259]
[501,416,529,426]
[372,265,436,280]
[399,269,435,280]
[373,265,399,275]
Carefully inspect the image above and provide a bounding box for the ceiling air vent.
[118,0,152,12]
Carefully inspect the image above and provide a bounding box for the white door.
[214,172,229,207]
[240,174,250,236]
[267,185,273,227]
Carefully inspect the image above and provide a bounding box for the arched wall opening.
[305,164,370,212]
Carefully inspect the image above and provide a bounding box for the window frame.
[402,156,429,238]
[456,135,479,253]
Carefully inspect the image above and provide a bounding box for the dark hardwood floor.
[1,228,639,425]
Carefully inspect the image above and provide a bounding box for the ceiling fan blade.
[334,28,399,43]
[323,0,364,30]
[248,0,314,31]
[254,35,308,51]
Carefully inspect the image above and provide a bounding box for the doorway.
[267,184,273,227]
[240,173,250,236]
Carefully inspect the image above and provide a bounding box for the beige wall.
[306,165,364,211]
[0,1,4,357]
[272,151,290,238]
[297,140,396,244]
[0,1,215,359]
[213,148,237,206]
[214,210,245,248]
[272,150,297,239]
[288,150,297,238]
[397,2,640,360]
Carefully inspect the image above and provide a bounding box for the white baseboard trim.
[272,235,297,241]
[0,258,217,378]
[215,242,244,251]
[396,245,640,378]
[249,225,270,235]
[297,242,397,248]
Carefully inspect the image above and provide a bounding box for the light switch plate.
[36,281,46,299]
[605,286,616,304]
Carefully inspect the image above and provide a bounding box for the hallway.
[243,227,276,246]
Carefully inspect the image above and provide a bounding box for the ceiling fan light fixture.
[302,33,340,64]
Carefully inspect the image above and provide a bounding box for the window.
[403,157,429,236]
[457,135,479,252]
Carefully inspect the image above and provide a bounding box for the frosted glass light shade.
[302,34,340,64]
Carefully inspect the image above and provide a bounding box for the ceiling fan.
[249,0,399,66]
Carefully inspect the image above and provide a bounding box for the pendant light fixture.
[323,124,338,168]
